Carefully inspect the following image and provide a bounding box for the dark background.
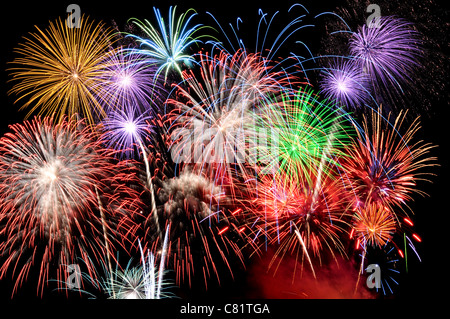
[0,0,448,314]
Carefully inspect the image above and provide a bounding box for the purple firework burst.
[349,16,422,93]
[101,104,153,159]
[97,48,165,114]
[319,59,370,109]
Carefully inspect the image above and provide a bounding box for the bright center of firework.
[124,121,137,135]
[40,161,60,183]
[72,72,79,80]
[119,74,133,87]
[337,79,347,92]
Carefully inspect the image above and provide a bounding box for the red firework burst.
[0,116,142,296]
[242,169,350,276]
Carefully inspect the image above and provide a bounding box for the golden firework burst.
[8,15,117,124]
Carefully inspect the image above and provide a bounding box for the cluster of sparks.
[0,3,438,298]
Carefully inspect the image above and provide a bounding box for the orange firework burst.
[353,204,397,248]
[341,108,437,217]
[8,15,116,125]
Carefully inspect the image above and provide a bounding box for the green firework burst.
[250,87,354,184]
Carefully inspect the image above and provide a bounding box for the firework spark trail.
[139,224,170,299]
[309,118,348,209]
[101,105,161,239]
[206,3,316,82]
[95,186,115,299]
[157,224,170,299]
[294,225,316,279]
[138,138,161,241]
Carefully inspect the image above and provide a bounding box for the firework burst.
[128,6,214,82]
[253,88,353,185]
[96,48,165,113]
[0,116,142,295]
[101,103,154,159]
[8,15,116,124]
[340,108,437,216]
[167,49,298,186]
[242,168,350,278]
[153,170,244,288]
[76,225,173,299]
[361,242,401,295]
[353,204,397,248]
[319,58,370,109]
[349,16,423,106]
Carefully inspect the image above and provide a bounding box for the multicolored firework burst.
[0,2,441,300]
[7,15,116,124]
[340,108,437,216]
[0,116,142,296]
[167,49,298,185]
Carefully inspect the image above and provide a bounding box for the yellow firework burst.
[353,204,397,248]
[8,15,117,124]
